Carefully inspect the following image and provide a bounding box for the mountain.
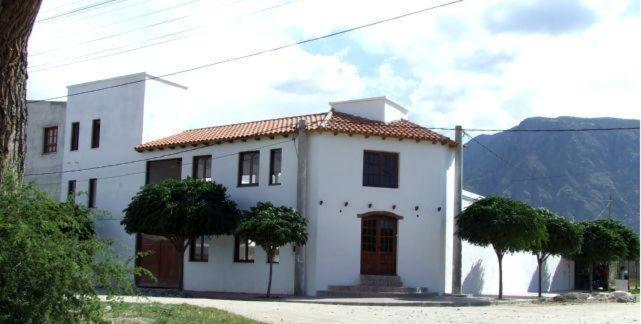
[463,116,640,232]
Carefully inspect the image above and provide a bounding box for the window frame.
[43,126,58,154]
[192,155,212,181]
[67,180,76,198]
[88,178,97,208]
[189,235,209,262]
[237,151,260,187]
[269,148,282,186]
[362,150,400,189]
[70,122,79,151]
[90,119,100,149]
[233,235,255,263]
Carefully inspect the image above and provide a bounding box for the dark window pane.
[70,122,79,151]
[238,151,259,186]
[91,119,100,148]
[43,126,58,153]
[193,156,212,181]
[67,180,76,199]
[88,178,97,208]
[269,148,282,185]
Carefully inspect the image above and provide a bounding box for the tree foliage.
[122,178,240,239]
[457,196,546,299]
[236,202,307,297]
[0,170,136,323]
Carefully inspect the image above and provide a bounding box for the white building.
[25,73,574,296]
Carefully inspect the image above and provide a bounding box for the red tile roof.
[135,110,456,152]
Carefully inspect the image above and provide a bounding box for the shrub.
[0,171,136,323]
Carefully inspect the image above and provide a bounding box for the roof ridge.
[182,111,329,133]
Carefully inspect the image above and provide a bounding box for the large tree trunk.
[0,0,42,180]
[267,249,274,298]
[536,254,545,298]
[588,260,594,293]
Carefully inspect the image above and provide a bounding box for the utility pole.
[294,120,309,296]
[452,125,463,294]
[608,192,613,219]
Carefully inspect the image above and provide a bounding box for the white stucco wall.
[460,191,575,296]
[330,97,408,122]
[305,133,455,295]
[25,101,67,199]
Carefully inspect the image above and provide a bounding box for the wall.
[305,133,455,295]
[460,191,575,296]
[25,101,67,199]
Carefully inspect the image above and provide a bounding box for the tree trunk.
[0,0,43,180]
[167,236,187,291]
[267,250,274,298]
[588,260,593,293]
[495,249,504,300]
[537,254,544,298]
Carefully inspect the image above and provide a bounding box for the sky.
[27,0,641,140]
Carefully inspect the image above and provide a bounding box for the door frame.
[358,212,401,276]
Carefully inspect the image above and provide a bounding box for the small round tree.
[574,219,627,292]
[236,202,307,297]
[456,196,546,299]
[530,209,582,297]
[122,178,241,290]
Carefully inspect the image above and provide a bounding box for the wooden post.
[452,125,463,294]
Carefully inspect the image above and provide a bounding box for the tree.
[456,196,546,299]
[530,209,582,297]
[0,1,43,180]
[0,169,136,322]
[236,202,307,297]
[574,219,627,292]
[122,178,241,290]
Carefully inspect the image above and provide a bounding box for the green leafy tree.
[0,170,137,323]
[236,202,308,297]
[530,209,582,297]
[456,196,546,299]
[122,178,241,290]
[574,219,627,292]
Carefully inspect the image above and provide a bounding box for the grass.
[103,302,260,324]
[629,288,639,295]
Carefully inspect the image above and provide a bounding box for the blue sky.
[27,0,640,140]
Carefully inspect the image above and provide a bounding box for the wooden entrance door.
[360,215,397,275]
[136,234,180,288]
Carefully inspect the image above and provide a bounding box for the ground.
[108,296,640,324]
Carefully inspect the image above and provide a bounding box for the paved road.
[111,296,640,324]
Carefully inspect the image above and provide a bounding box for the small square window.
[189,236,209,262]
[234,235,255,262]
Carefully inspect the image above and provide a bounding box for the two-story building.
[26,72,575,297]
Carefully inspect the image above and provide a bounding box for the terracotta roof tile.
[135,110,456,152]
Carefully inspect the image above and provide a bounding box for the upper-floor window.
[88,178,97,208]
[70,122,79,151]
[238,151,259,186]
[234,235,255,262]
[91,119,100,149]
[43,126,58,153]
[363,150,399,188]
[189,235,209,262]
[193,155,212,181]
[269,148,282,185]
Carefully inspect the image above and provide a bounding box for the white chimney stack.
[329,96,408,123]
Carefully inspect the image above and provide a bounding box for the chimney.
[329,96,408,123]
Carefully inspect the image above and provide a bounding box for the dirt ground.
[112,296,640,324]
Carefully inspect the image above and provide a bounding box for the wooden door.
[136,234,180,288]
[361,215,397,275]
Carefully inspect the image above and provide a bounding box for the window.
[91,119,100,148]
[234,235,255,262]
[238,151,259,186]
[88,178,97,208]
[189,236,209,262]
[43,126,58,153]
[192,155,212,181]
[363,150,399,188]
[70,122,79,151]
[269,148,282,185]
[67,180,76,199]
[267,248,279,263]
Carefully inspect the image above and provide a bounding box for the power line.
[37,0,130,23]
[463,131,514,168]
[31,0,464,102]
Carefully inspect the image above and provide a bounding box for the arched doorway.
[360,213,398,275]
